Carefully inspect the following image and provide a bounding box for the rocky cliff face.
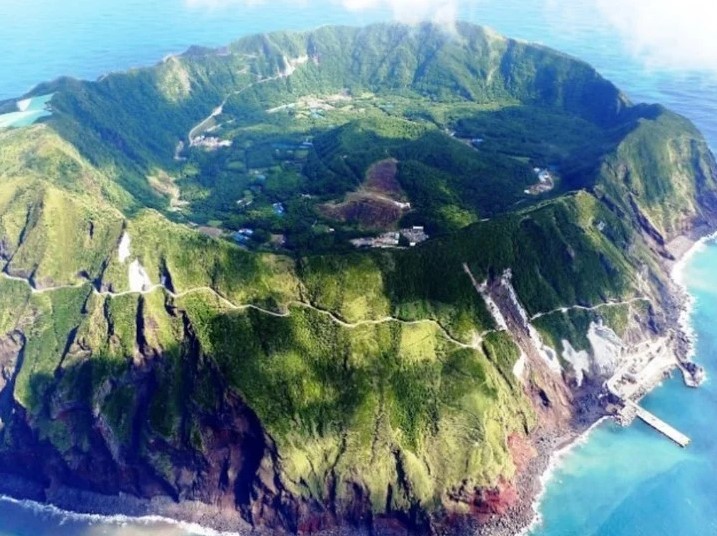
[0,21,716,536]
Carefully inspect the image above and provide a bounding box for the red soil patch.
[318,158,410,229]
[364,158,402,199]
[507,433,538,474]
[319,193,404,229]
[467,479,520,522]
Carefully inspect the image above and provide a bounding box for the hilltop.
[0,22,715,535]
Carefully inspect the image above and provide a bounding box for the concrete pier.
[625,400,691,447]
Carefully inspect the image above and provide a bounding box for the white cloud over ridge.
[340,0,457,25]
[185,0,717,73]
[185,0,457,24]
[593,0,717,72]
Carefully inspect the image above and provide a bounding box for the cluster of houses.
[350,226,429,249]
[232,228,288,249]
[193,135,232,151]
[524,167,555,195]
[400,226,429,246]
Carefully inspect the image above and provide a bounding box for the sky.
[185,0,717,73]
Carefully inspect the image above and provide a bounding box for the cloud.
[185,0,458,25]
[340,0,457,25]
[184,0,717,73]
[585,0,717,72]
[184,0,276,9]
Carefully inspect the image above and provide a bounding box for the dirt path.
[0,272,86,294]
[187,72,285,146]
[0,272,478,350]
[530,297,652,321]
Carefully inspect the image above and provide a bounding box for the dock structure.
[625,400,691,448]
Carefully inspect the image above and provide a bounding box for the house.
[400,227,429,246]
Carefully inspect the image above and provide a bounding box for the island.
[0,21,715,536]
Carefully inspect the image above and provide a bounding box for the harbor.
[605,334,695,448]
[625,400,691,447]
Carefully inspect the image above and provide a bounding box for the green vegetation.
[14,285,92,410]
[181,300,532,507]
[0,20,714,528]
[101,209,299,307]
[595,107,717,238]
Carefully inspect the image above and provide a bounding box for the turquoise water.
[0,94,54,128]
[1,1,717,534]
[532,244,717,536]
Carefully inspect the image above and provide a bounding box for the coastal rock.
[0,20,715,536]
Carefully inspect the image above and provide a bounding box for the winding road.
[2,263,649,356]
[529,297,652,321]
[0,271,479,351]
[187,70,289,146]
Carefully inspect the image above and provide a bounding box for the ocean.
[530,240,717,536]
[1,1,717,534]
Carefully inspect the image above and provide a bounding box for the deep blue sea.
[1,1,717,534]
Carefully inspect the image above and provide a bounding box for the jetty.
[604,337,691,448]
[625,400,691,447]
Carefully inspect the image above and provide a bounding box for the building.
[351,227,429,249]
[400,227,429,246]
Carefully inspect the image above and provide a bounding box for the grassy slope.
[0,21,715,525]
[0,114,536,509]
[101,210,299,308]
[183,298,533,509]
[301,191,640,337]
[595,106,717,239]
[0,127,126,287]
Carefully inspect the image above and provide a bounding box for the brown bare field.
[364,158,402,199]
[318,158,410,229]
[319,193,404,228]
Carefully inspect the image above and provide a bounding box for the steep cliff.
[0,22,715,535]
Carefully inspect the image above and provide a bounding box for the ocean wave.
[671,232,717,286]
[517,417,608,536]
[671,231,717,362]
[0,495,245,536]
[521,232,716,535]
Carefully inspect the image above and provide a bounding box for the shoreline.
[0,474,252,536]
[473,402,608,536]
[504,228,717,536]
[0,232,713,536]
[670,230,717,362]
[0,494,243,536]
[514,417,608,536]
